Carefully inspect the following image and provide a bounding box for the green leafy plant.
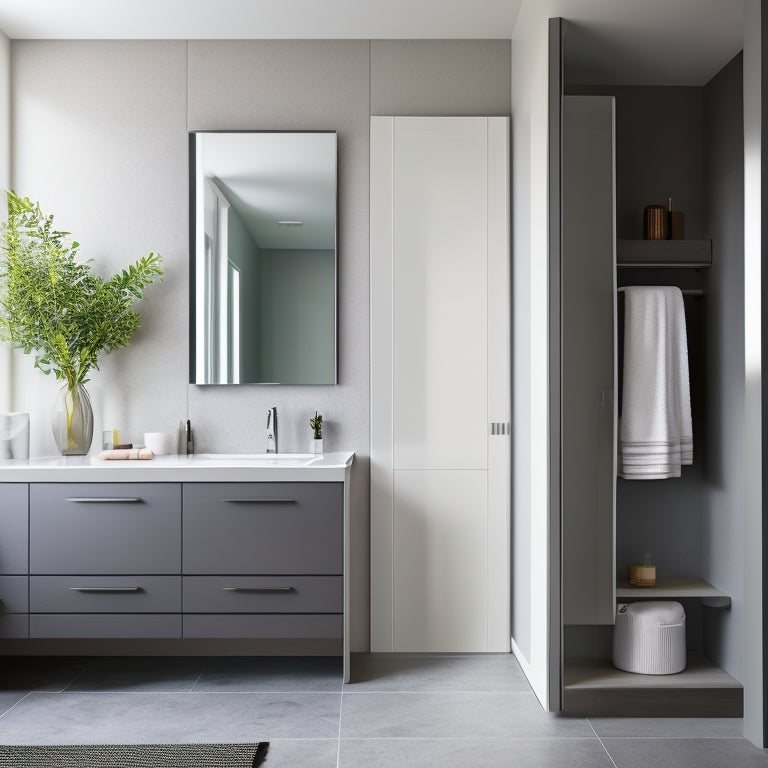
[310,411,323,440]
[0,191,163,392]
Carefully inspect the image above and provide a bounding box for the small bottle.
[667,197,685,240]
[102,428,119,450]
[186,420,194,455]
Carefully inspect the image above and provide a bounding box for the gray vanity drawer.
[30,483,181,574]
[30,614,182,638]
[0,484,28,574]
[30,576,181,613]
[183,613,342,639]
[183,576,342,613]
[0,576,28,613]
[182,482,343,574]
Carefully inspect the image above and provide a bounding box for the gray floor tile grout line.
[336,683,344,768]
[340,689,536,695]
[48,690,342,695]
[61,660,92,692]
[188,667,206,692]
[0,691,35,720]
[587,718,619,768]
[336,736,613,741]
[591,735,749,740]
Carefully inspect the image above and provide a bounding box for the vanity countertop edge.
[0,451,355,482]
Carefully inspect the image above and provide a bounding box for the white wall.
[510,3,555,707]
[742,0,763,746]
[8,38,511,652]
[0,29,10,413]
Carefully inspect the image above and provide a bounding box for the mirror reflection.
[190,131,337,385]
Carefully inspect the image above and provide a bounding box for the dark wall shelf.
[617,239,712,268]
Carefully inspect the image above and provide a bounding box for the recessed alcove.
[560,25,744,717]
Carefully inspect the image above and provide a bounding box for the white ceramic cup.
[143,432,176,455]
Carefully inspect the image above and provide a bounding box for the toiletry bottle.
[667,198,685,240]
[186,420,194,455]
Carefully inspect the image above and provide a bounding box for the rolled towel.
[97,448,154,461]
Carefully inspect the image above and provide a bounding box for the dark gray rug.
[0,742,269,767]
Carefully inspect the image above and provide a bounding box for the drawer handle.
[221,586,295,593]
[221,498,296,503]
[65,497,143,503]
[68,587,143,592]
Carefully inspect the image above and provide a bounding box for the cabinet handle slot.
[68,587,143,592]
[65,497,143,503]
[221,586,295,592]
[221,498,296,504]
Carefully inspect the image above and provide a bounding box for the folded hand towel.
[618,286,692,479]
[97,448,154,461]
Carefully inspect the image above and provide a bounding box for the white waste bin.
[612,600,686,675]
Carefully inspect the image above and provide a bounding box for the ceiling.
[0,0,524,40]
[560,0,745,86]
[0,0,745,87]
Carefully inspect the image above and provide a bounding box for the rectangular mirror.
[189,131,337,385]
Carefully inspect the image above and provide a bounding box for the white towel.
[618,286,692,479]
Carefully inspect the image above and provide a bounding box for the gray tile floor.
[0,653,766,767]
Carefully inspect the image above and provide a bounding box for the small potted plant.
[309,411,323,454]
[0,191,163,455]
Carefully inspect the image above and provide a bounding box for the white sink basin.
[189,453,320,465]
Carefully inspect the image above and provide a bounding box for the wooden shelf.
[616,577,731,608]
[563,651,742,717]
[617,239,712,267]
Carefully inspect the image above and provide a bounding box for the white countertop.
[0,451,355,483]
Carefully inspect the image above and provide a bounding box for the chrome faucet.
[266,407,278,453]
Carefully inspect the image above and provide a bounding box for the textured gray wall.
[371,40,511,116]
[11,40,189,453]
[9,39,511,651]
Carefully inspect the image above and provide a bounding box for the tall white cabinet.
[370,116,510,652]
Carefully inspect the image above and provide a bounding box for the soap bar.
[97,448,154,461]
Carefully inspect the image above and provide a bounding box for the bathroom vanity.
[0,452,354,681]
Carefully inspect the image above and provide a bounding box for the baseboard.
[510,636,535,684]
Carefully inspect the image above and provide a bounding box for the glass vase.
[52,383,94,456]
